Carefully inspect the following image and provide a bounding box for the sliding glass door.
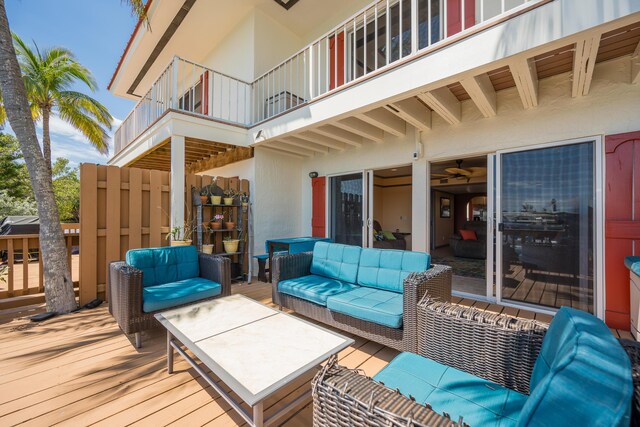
[496,140,598,313]
[330,173,364,246]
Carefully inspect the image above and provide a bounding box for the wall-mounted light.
[309,171,319,178]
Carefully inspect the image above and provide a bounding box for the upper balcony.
[113,0,574,158]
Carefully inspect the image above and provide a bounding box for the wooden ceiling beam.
[258,145,307,159]
[631,39,639,84]
[313,125,363,147]
[385,98,432,132]
[357,108,406,136]
[572,34,601,97]
[268,141,315,157]
[333,117,385,142]
[460,73,497,118]
[295,132,346,151]
[281,136,329,154]
[510,57,538,109]
[417,88,461,125]
[187,147,254,174]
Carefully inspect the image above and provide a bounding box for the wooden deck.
[0,282,631,426]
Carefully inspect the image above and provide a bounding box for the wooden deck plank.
[0,280,622,427]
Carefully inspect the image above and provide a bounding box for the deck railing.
[113,0,546,154]
[0,224,79,299]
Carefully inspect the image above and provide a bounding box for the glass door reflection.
[330,173,364,246]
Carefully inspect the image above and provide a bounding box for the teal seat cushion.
[142,277,221,313]
[357,248,430,293]
[278,275,358,306]
[625,256,640,276]
[374,352,527,427]
[126,246,199,287]
[326,287,403,328]
[522,307,632,426]
[310,242,361,284]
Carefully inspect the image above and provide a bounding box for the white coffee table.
[154,294,353,427]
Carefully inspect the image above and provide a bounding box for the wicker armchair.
[108,253,231,347]
[272,251,452,353]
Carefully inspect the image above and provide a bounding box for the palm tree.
[0,0,148,314]
[11,34,113,174]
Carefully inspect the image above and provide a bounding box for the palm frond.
[124,0,150,29]
[57,91,113,128]
[57,102,110,155]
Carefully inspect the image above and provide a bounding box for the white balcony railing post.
[171,56,179,109]
[309,45,314,99]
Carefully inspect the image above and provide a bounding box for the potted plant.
[201,223,214,254]
[225,213,235,230]
[223,235,240,254]
[223,189,236,205]
[210,214,224,230]
[166,223,193,247]
[239,192,249,212]
[199,186,210,205]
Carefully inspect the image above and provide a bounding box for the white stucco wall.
[253,9,304,78]
[294,57,640,252]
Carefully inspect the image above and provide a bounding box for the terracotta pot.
[225,221,235,230]
[223,197,234,205]
[211,195,222,205]
[202,244,214,254]
[210,221,222,230]
[223,240,239,254]
[199,195,209,205]
[170,240,192,247]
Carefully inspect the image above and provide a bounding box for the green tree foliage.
[51,158,80,222]
[0,132,30,199]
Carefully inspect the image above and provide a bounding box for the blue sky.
[5,0,139,166]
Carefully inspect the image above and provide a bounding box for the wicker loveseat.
[312,299,635,427]
[108,245,231,347]
[272,241,451,352]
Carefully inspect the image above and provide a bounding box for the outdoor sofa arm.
[311,356,460,427]
[418,297,548,394]
[108,261,144,335]
[620,338,640,425]
[198,253,232,297]
[271,252,313,305]
[402,264,452,354]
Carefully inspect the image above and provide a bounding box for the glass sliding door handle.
[498,223,504,232]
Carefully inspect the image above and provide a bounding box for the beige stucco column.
[170,134,185,232]
[412,133,429,252]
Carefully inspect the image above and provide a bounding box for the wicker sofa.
[272,241,451,353]
[108,245,231,347]
[312,298,636,427]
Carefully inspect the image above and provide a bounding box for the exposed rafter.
[632,40,640,84]
[333,117,384,142]
[357,108,406,136]
[386,98,432,132]
[187,147,254,174]
[296,132,347,151]
[417,88,461,125]
[313,125,363,147]
[281,136,329,154]
[572,34,601,97]
[269,141,315,157]
[259,145,307,159]
[510,58,538,109]
[460,74,497,118]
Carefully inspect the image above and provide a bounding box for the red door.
[312,177,326,237]
[329,32,345,90]
[446,0,476,37]
[605,131,640,330]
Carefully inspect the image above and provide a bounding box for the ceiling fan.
[432,159,487,182]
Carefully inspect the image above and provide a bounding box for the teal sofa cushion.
[142,277,221,313]
[310,242,362,284]
[625,256,640,276]
[326,287,403,328]
[278,275,358,306]
[126,246,199,287]
[522,307,632,427]
[357,248,430,293]
[374,352,527,426]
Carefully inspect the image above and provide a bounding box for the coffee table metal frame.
[155,295,353,427]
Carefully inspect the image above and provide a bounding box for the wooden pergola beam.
[357,108,406,136]
[268,141,315,157]
[386,97,432,132]
[296,131,346,151]
[187,147,254,173]
[417,88,461,125]
[631,40,639,84]
[281,136,329,154]
[460,73,497,118]
[313,125,363,147]
[510,57,538,109]
[333,117,384,142]
[572,34,601,97]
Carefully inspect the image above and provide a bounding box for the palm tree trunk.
[0,0,77,313]
[42,107,52,174]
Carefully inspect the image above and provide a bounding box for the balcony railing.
[113,0,546,155]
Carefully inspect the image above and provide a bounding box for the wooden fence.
[79,164,249,304]
[0,224,79,303]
